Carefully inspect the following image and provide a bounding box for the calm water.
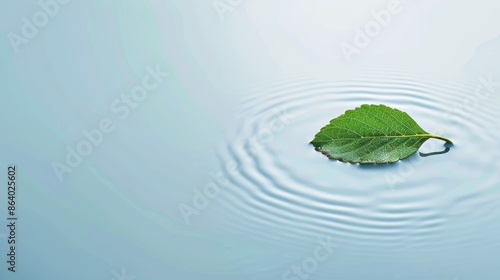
[2,1,500,280]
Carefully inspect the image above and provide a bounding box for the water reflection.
[419,143,452,157]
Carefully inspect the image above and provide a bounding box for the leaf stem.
[427,134,453,144]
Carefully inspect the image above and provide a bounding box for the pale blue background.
[1,1,500,279]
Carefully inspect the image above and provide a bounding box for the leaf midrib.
[324,133,451,143]
[340,134,431,139]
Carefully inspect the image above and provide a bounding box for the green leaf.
[310,104,453,164]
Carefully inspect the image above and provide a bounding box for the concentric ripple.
[215,68,500,254]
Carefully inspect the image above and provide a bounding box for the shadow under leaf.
[419,143,453,158]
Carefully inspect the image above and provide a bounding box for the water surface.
[213,67,500,279]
